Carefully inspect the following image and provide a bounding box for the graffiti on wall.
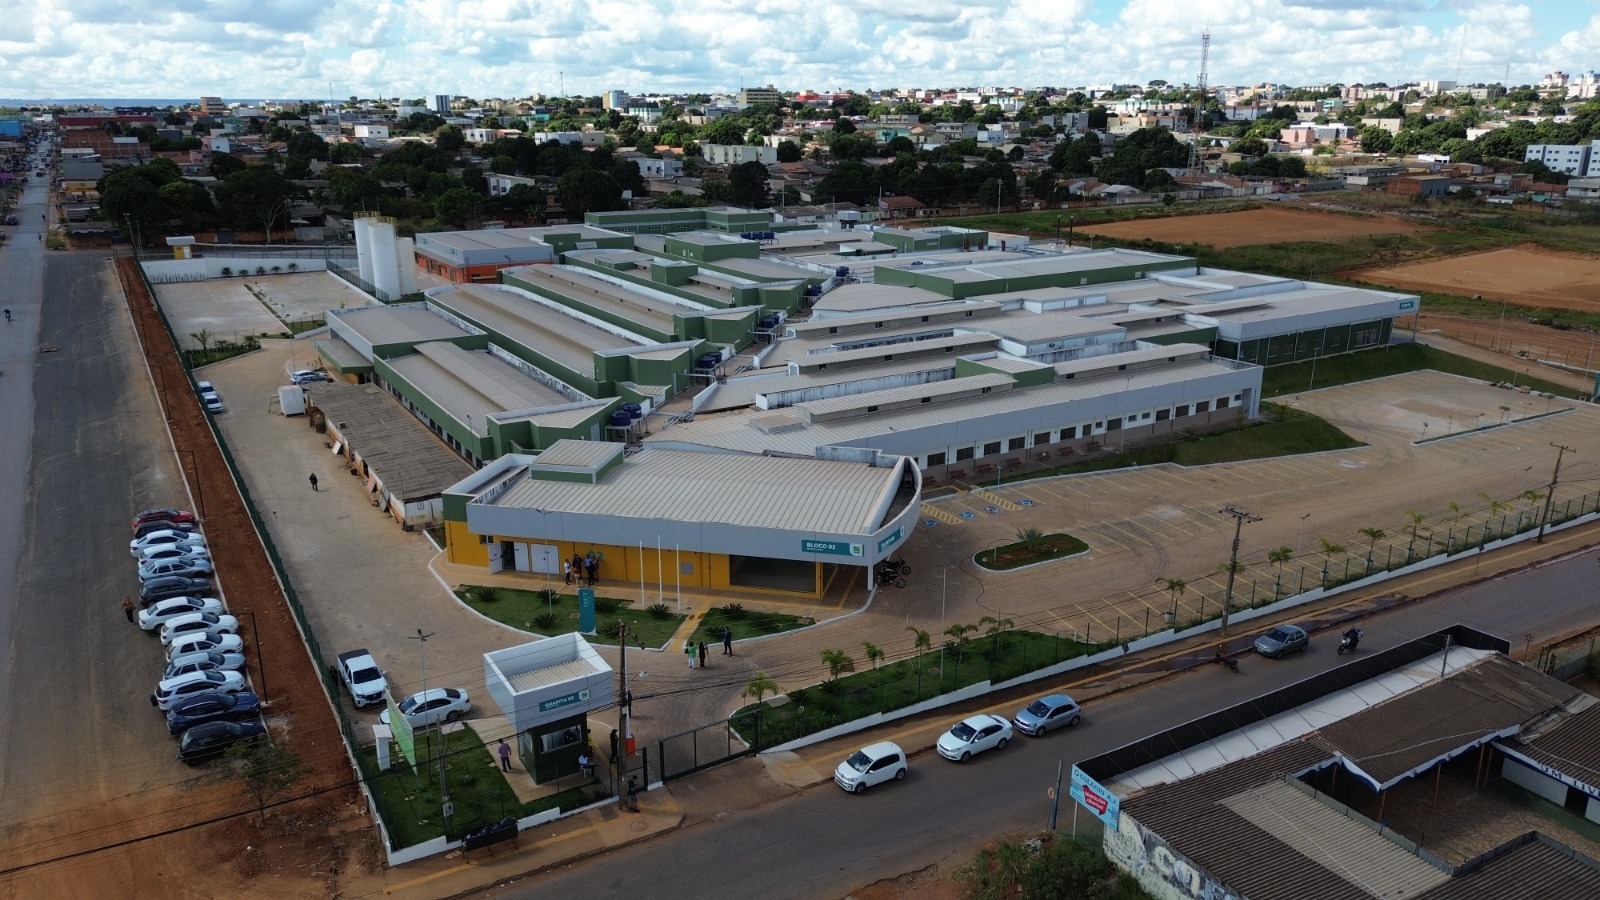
[1102,811,1242,900]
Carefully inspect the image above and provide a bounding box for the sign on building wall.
[802,539,864,557]
[1070,765,1121,829]
[877,527,903,554]
[538,688,591,713]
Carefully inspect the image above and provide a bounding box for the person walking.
[497,739,513,772]
[685,639,696,669]
[308,472,319,491]
[627,775,640,812]
[697,641,708,669]
[586,558,597,586]
[722,625,733,655]
[563,559,573,584]
[121,596,135,624]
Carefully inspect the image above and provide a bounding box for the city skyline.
[1,0,1596,101]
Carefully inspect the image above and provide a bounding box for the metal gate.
[658,707,763,782]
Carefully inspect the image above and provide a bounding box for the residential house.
[700,144,777,166]
[877,195,929,219]
[1385,175,1452,198]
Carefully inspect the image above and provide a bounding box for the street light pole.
[1218,506,1260,635]
[408,629,449,829]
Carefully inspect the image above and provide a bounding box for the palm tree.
[742,672,779,702]
[820,649,855,683]
[1479,492,1512,540]
[1404,509,1426,561]
[861,641,884,669]
[905,626,931,654]
[978,615,1015,653]
[1359,527,1385,571]
[1319,538,1346,585]
[1158,577,1187,620]
[1268,546,1293,597]
[190,329,213,358]
[1015,526,1044,553]
[944,623,977,663]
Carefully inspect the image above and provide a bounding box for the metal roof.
[334,306,472,347]
[510,264,704,335]
[809,284,946,314]
[385,343,570,436]
[980,310,1126,343]
[796,372,1014,419]
[506,658,603,694]
[489,447,904,534]
[1414,838,1600,900]
[302,381,475,499]
[534,440,622,469]
[427,284,643,373]
[1312,654,1580,791]
[701,357,961,412]
[1498,700,1600,792]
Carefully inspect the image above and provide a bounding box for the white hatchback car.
[166,631,245,661]
[152,669,246,711]
[833,741,908,794]
[129,530,207,558]
[138,597,224,632]
[160,612,240,646]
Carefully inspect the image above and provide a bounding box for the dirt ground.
[1362,245,1600,312]
[1407,309,1600,374]
[1077,206,1430,250]
[0,260,386,900]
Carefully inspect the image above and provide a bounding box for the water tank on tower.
[395,236,418,294]
[370,219,400,300]
[354,216,376,287]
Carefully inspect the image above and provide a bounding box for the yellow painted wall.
[446,520,489,567]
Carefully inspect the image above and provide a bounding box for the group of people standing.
[686,626,735,668]
[564,551,601,586]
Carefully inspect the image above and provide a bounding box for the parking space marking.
[920,504,964,526]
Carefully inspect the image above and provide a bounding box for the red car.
[131,508,197,533]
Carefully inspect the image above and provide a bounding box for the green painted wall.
[374,355,494,461]
[1216,319,1393,367]
[663,235,760,263]
[535,229,633,254]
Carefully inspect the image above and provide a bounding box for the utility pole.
[409,629,449,827]
[1218,506,1260,634]
[614,623,644,799]
[1536,443,1576,543]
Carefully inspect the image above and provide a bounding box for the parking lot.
[152,270,375,349]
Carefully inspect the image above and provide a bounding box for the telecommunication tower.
[1189,29,1211,172]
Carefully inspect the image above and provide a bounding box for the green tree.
[227,740,310,822]
[742,672,779,702]
[434,124,466,154]
[328,142,363,164]
[1159,577,1187,619]
[821,648,855,683]
[502,182,546,223]
[434,187,481,227]
[862,641,885,669]
[215,167,302,238]
[158,179,215,230]
[208,152,247,179]
[610,158,646,195]
[1359,527,1385,570]
[944,623,977,663]
[101,170,171,241]
[1268,546,1293,596]
[727,160,770,207]
[281,155,311,179]
[906,626,931,653]
[285,130,329,160]
[775,139,802,162]
[554,168,625,217]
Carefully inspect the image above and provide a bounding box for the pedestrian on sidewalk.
[685,639,696,669]
[308,472,319,491]
[722,625,733,655]
[586,556,597,586]
[121,596,135,623]
[564,559,573,584]
[498,739,513,772]
[697,641,708,669]
[627,775,640,812]
[608,728,619,764]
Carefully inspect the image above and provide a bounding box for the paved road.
[505,546,1600,900]
[0,238,202,859]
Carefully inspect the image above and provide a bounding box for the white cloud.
[0,0,1588,100]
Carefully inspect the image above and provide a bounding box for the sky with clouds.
[1,0,1595,101]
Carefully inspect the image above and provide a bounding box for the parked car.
[131,508,197,533]
[936,714,1013,762]
[137,544,211,565]
[134,519,196,540]
[379,688,471,730]
[139,557,215,581]
[138,596,224,632]
[194,380,215,394]
[1254,624,1310,658]
[163,650,247,680]
[166,631,244,661]
[166,691,261,735]
[834,741,908,793]
[335,649,388,708]
[1012,694,1083,737]
[290,369,330,385]
[178,719,267,763]
[153,670,245,711]
[129,529,207,557]
[159,612,240,646]
[201,392,224,414]
[139,576,212,605]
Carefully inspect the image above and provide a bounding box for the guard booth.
[484,633,614,784]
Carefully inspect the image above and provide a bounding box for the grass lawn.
[1262,344,1574,398]
[976,533,1089,571]
[458,586,686,649]
[361,723,609,848]
[733,631,1101,750]
[691,605,814,645]
[1004,406,1360,481]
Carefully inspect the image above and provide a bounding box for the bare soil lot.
[1078,206,1430,250]
[1362,245,1600,313]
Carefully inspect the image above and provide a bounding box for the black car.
[178,719,266,764]
[139,575,213,605]
[166,691,261,735]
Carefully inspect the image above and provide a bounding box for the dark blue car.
[166,690,261,735]
[178,719,266,764]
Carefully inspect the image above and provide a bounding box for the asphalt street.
[0,220,198,857]
[506,546,1600,900]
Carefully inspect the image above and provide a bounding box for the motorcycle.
[1337,629,1364,655]
[1212,650,1241,673]
[874,569,907,589]
[877,557,910,576]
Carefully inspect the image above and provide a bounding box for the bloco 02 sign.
[802,539,863,557]
[1070,765,1121,829]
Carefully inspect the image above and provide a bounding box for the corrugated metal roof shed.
[385,343,570,436]
[336,306,472,347]
[1414,838,1600,900]
[1499,701,1600,790]
[534,440,622,469]
[428,284,642,372]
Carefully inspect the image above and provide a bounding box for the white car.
[139,557,215,581]
[138,597,224,632]
[290,369,330,385]
[936,714,1014,762]
[160,612,240,647]
[137,544,211,565]
[163,650,247,680]
[166,631,245,661]
[379,688,471,730]
[129,530,207,557]
[152,670,245,711]
[834,741,908,794]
